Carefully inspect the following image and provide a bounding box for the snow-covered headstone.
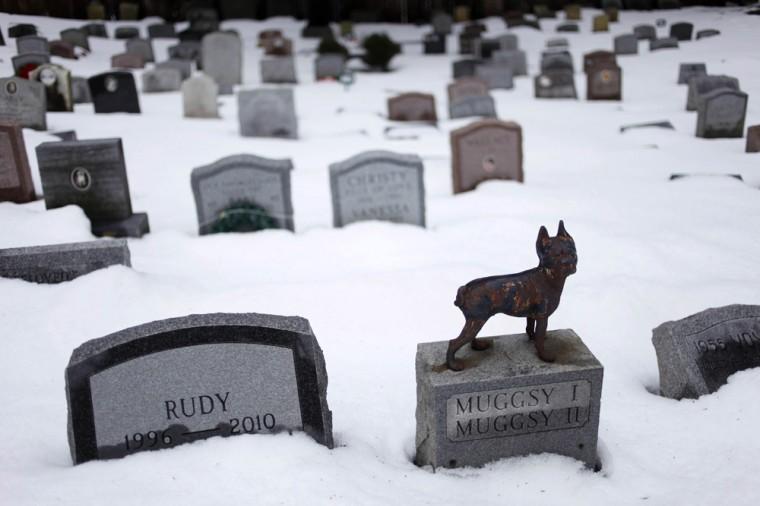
[237,88,298,139]
[415,329,603,469]
[450,119,523,194]
[329,150,426,228]
[696,88,748,139]
[65,313,333,464]
[0,240,130,284]
[653,305,760,399]
[36,138,150,237]
[191,154,294,234]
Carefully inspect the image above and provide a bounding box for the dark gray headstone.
[677,63,707,84]
[696,89,748,139]
[30,63,74,112]
[82,23,108,38]
[614,34,638,55]
[686,75,740,111]
[60,28,89,51]
[141,68,182,93]
[449,95,496,120]
[556,22,579,33]
[71,77,92,104]
[534,71,577,99]
[432,12,453,35]
[696,29,720,40]
[633,24,657,41]
[329,150,426,228]
[148,23,177,39]
[619,121,674,133]
[540,51,574,73]
[315,54,345,81]
[111,52,145,69]
[450,119,523,193]
[202,31,242,95]
[0,120,35,203]
[65,313,333,464]
[182,74,219,118]
[650,37,679,51]
[16,35,49,55]
[260,58,297,84]
[498,34,518,51]
[415,330,603,469]
[12,52,50,76]
[187,7,220,33]
[452,59,478,79]
[191,154,294,234]
[156,59,193,81]
[653,305,760,400]
[471,38,500,59]
[475,63,514,90]
[491,50,527,76]
[51,130,78,141]
[0,240,130,284]
[238,89,298,139]
[669,22,693,41]
[0,77,47,130]
[125,38,155,63]
[546,37,568,49]
[36,138,149,237]
[8,24,37,38]
[423,33,446,54]
[88,72,141,114]
[114,27,140,40]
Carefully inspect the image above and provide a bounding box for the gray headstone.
[450,119,523,193]
[260,58,297,84]
[669,22,693,41]
[423,32,446,54]
[148,23,177,39]
[415,330,603,469]
[191,154,294,234]
[238,89,298,139]
[449,95,497,120]
[16,35,49,54]
[614,34,638,55]
[142,68,182,93]
[540,51,574,73]
[156,59,193,81]
[452,59,478,79]
[82,23,108,38]
[677,63,707,84]
[0,240,130,284]
[125,38,155,63]
[556,22,579,33]
[696,88,748,139]
[329,150,426,228]
[497,33,518,50]
[447,78,490,103]
[202,32,242,95]
[471,38,500,59]
[182,74,219,118]
[546,37,568,48]
[12,52,50,76]
[491,50,527,76]
[65,313,333,464]
[534,71,577,99]
[114,27,140,40]
[432,12,453,35]
[653,305,760,400]
[686,75,740,111]
[696,29,720,40]
[30,63,74,112]
[111,52,145,69]
[0,77,47,130]
[633,24,657,41]
[168,42,201,64]
[650,37,679,51]
[71,76,92,104]
[36,138,150,238]
[475,63,514,90]
[315,54,345,81]
[60,28,89,51]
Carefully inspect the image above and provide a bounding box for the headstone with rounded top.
[125,38,155,63]
[686,75,740,111]
[202,31,242,95]
[677,63,707,85]
[238,89,298,139]
[387,93,437,123]
[669,22,693,41]
[182,74,219,118]
[696,89,747,139]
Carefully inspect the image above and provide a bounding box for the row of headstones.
[0,234,756,471]
[0,118,525,236]
[678,66,748,139]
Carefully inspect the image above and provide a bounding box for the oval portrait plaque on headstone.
[65,313,333,464]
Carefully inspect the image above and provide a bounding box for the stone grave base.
[92,212,150,238]
[415,329,603,470]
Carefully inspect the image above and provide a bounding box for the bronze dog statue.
[447,221,577,371]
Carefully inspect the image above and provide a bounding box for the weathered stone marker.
[450,120,523,194]
[653,305,760,400]
[696,89,748,139]
[329,150,426,228]
[415,329,603,469]
[677,63,707,84]
[0,77,47,130]
[88,71,141,114]
[202,31,242,95]
[686,75,740,111]
[746,125,760,153]
[0,120,36,203]
[0,240,130,284]
[66,313,334,464]
[238,89,298,139]
[260,58,298,84]
[182,74,219,118]
[191,154,294,234]
[387,93,437,123]
[586,63,622,101]
[534,71,577,99]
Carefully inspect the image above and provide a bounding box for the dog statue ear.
[557,220,569,237]
[536,225,551,255]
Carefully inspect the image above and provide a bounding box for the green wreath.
[210,200,278,234]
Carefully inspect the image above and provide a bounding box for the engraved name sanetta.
[446,380,591,441]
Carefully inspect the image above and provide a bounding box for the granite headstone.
[30,63,73,112]
[141,68,182,93]
[260,58,297,84]
[125,38,155,63]
[182,74,219,118]
[746,125,760,153]
[686,75,740,111]
[534,71,577,99]
[677,63,707,85]
[238,89,298,139]
[0,77,47,130]
[614,34,638,55]
[0,120,35,203]
[202,32,242,95]
[89,72,141,113]
[669,22,693,41]
[388,93,437,123]
[695,89,748,139]
[60,28,89,51]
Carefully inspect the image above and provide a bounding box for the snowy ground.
[1,7,759,506]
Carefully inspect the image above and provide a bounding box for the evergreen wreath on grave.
[361,33,400,71]
[211,200,277,234]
